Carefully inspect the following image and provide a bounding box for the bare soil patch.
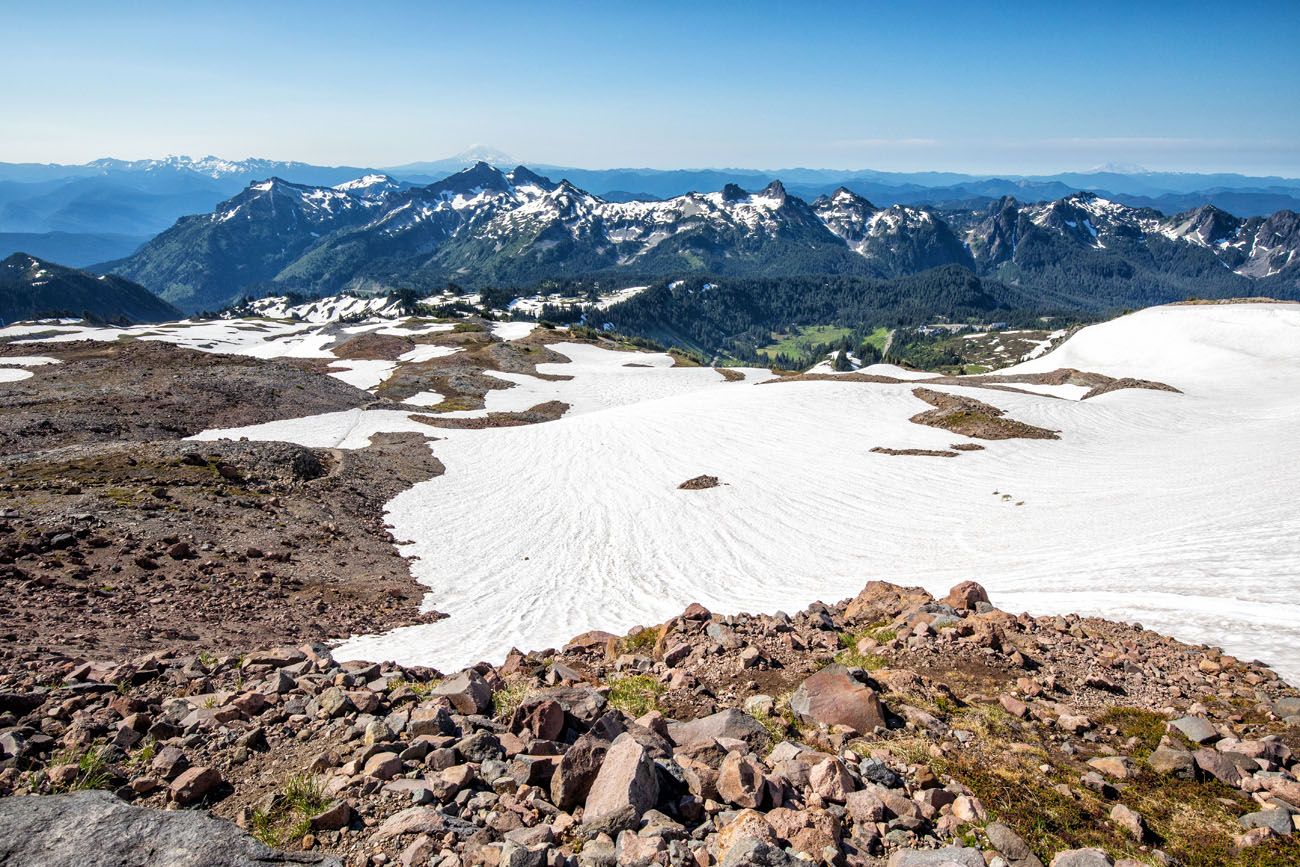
[870,447,959,458]
[0,433,444,663]
[412,401,570,429]
[0,341,370,457]
[329,333,414,360]
[678,474,721,490]
[909,387,1060,440]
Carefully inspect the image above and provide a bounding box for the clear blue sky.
[5,0,1298,175]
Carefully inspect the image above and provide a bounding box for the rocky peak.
[719,183,749,203]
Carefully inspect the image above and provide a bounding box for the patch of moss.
[1098,706,1166,759]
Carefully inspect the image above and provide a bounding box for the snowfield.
[191,303,1300,682]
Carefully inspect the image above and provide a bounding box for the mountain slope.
[107,166,1300,314]
[0,253,180,324]
[102,178,386,312]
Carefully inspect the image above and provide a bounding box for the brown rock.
[1193,749,1242,787]
[683,603,711,621]
[808,757,855,802]
[717,752,767,809]
[844,789,886,824]
[714,810,778,864]
[430,670,492,715]
[168,766,222,805]
[1110,804,1147,842]
[310,801,354,831]
[789,665,887,735]
[943,581,989,610]
[551,732,610,810]
[844,581,933,624]
[582,733,659,831]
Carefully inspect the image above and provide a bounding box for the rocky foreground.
[1,581,1298,867]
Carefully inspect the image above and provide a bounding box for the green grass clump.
[619,627,658,655]
[607,675,664,717]
[251,774,331,848]
[491,681,533,720]
[388,676,441,700]
[50,744,114,792]
[452,321,486,333]
[835,648,887,670]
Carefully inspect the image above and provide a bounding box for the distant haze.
[4,1,1298,175]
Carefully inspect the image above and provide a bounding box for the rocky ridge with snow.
[105,164,1300,314]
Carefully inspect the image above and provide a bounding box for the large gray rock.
[1048,850,1113,867]
[582,733,659,832]
[430,670,492,715]
[985,822,1044,867]
[0,790,339,866]
[1239,807,1294,836]
[790,665,887,735]
[1169,716,1219,745]
[721,836,797,867]
[668,708,771,753]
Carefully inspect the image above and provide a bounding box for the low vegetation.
[606,674,664,716]
[249,774,331,849]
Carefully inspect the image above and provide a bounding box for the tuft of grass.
[389,676,441,700]
[607,675,664,717]
[491,681,533,720]
[834,647,887,670]
[619,627,658,655]
[129,738,157,767]
[51,744,114,792]
[927,730,1300,867]
[751,693,796,748]
[250,774,331,849]
[452,321,486,333]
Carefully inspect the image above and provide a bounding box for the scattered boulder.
[789,665,887,735]
[668,708,771,753]
[168,766,223,805]
[582,733,659,832]
[430,670,492,715]
[942,581,989,611]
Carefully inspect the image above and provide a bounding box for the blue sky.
[5,0,1298,174]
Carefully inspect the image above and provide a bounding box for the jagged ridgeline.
[99,163,1300,315]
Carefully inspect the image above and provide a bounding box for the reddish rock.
[717,752,766,809]
[789,665,887,735]
[168,766,222,805]
[582,733,659,831]
[943,581,990,610]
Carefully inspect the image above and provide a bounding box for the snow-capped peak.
[1083,162,1151,175]
[333,173,400,195]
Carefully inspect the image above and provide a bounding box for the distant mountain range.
[2,149,1299,268]
[0,253,179,324]
[99,162,1300,314]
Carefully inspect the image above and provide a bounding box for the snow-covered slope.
[182,302,1300,682]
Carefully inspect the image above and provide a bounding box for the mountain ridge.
[0,252,180,324]
[101,163,1300,314]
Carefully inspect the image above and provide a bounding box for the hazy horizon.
[6,1,1298,176]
